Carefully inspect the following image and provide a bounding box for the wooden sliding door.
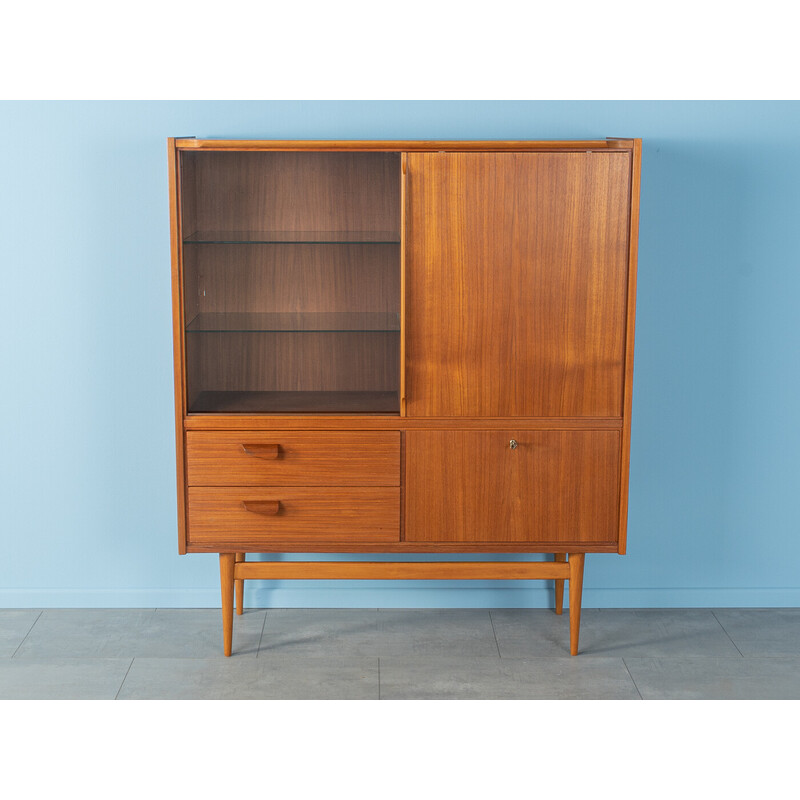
[405,151,632,419]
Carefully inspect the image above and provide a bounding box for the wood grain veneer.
[179,151,402,412]
[569,553,586,655]
[186,430,400,486]
[400,153,408,416]
[168,139,189,554]
[183,415,623,429]
[554,552,567,614]
[186,331,399,397]
[177,139,631,152]
[219,553,235,656]
[617,140,642,554]
[187,487,400,547]
[406,151,631,418]
[192,541,619,553]
[234,552,244,615]
[405,430,621,544]
[233,560,572,581]
[180,151,400,237]
[183,243,400,315]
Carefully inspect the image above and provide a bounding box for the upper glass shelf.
[186,311,400,333]
[183,230,401,244]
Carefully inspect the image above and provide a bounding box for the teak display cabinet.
[169,138,642,656]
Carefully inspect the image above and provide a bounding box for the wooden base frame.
[219,552,586,657]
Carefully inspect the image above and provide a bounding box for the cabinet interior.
[180,151,402,414]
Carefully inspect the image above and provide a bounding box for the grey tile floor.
[2,607,799,699]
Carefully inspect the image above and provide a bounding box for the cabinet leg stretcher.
[219,552,586,657]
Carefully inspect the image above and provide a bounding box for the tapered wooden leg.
[219,553,235,657]
[568,553,585,656]
[234,553,245,615]
[553,553,567,614]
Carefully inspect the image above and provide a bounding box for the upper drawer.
[185,430,400,486]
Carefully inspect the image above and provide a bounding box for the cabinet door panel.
[406,152,631,417]
[404,430,620,544]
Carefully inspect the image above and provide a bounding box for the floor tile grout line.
[256,609,269,657]
[487,610,503,659]
[710,610,745,657]
[114,657,135,700]
[10,610,43,659]
[621,657,644,700]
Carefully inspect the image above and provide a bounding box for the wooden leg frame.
[219,552,586,658]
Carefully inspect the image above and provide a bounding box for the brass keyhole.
[509,439,518,450]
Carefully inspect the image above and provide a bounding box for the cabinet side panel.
[618,140,642,554]
[186,431,400,486]
[168,139,188,554]
[406,152,631,418]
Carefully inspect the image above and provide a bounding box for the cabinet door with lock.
[404,430,621,547]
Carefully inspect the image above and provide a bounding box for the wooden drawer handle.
[242,500,281,515]
[241,443,280,459]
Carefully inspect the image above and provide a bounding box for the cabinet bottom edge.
[184,543,619,554]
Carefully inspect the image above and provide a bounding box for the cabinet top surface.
[173,138,639,152]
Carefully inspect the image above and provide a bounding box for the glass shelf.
[189,390,399,414]
[183,230,401,244]
[185,312,400,333]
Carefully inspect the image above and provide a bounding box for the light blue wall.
[1,101,798,608]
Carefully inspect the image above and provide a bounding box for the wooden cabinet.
[169,138,641,656]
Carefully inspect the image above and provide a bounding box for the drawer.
[185,431,400,486]
[405,429,621,545]
[187,486,401,546]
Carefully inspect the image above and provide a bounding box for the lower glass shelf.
[188,390,399,414]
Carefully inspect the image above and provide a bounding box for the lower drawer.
[186,487,400,547]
